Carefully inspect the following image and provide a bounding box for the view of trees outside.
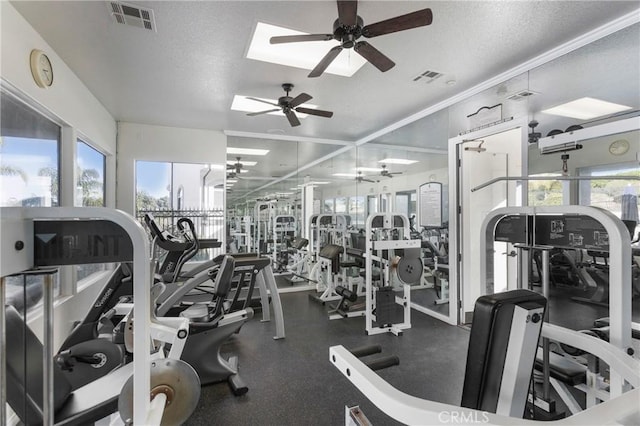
[0,137,59,207]
[76,141,105,207]
[136,160,171,211]
[528,175,563,206]
[585,167,640,219]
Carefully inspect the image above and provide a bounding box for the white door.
[452,126,525,324]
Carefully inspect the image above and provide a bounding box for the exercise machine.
[480,205,637,416]
[1,207,201,425]
[363,213,422,336]
[331,289,550,423]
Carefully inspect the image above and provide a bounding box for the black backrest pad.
[214,256,237,297]
[5,305,72,423]
[461,289,546,413]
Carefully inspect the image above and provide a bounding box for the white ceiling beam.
[224,130,354,146]
[366,143,447,155]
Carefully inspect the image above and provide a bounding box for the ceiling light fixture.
[333,173,357,177]
[356,167,383,172]
[378,158,418,165]
[542,97,632,120]
[246,22,366,77]
[227,147,270,156]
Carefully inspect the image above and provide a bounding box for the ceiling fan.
[380,164,402,178]
[356,171,377,183]
[246,83,333,127]
[227,157,244,177]
[270,0,433,78]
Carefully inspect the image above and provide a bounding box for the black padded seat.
[534,349,586,386]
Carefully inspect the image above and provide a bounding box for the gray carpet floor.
[185,289,470,426]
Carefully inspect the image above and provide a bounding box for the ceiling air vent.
[412,69,444,84]
[108,1,156,31]
[506,90,539,101]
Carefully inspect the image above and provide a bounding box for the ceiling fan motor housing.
[333,16,364,47]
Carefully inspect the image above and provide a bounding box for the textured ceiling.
[11,1,640,200]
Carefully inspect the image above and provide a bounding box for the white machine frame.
[364,213,420,336]
[0,207,173,425]
[480,205,633,397]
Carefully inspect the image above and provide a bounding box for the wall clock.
[30,49,54,88]
[608,139,630,156]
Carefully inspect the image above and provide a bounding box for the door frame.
[448,118,529,325]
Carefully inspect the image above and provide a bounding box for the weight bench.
[534,349,587,386]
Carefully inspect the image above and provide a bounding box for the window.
[348,196,365,227]
[579,163,640,236]
[1,93,60,207]
[395,190,417,218]
[323,198,335,213]
[136,161,225,258]
[76,140,105,206]
[367,195,378,218]
[335,197,347,214]
[528,173,564,206]
[1,91,61,309]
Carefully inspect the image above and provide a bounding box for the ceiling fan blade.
[285,110,301,127]
[362,8,433,38]
[295,107,333,118]
[270,34,334,44]
[353,41,395,72]
[337,0,358,27]
[289,93,313,108]
[308,45,343,78]
[246,97,279,107]
[246,108,280,116]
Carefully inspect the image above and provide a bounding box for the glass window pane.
[76,140,105,207]
[136,160,171,211]
[335,197,347,214]
[579,164,640,235]
[349,196,365,227]
[528,173,564,206]
[323,198,335,213]
[1,93,60,207]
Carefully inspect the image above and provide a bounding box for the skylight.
[227,147,270,156]
[231,95,315,118]
[542,97,632,120]
[378,158,418,165]
[246,22,366,77]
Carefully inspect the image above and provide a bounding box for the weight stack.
[375,286,400,326]
[461,289,546,418]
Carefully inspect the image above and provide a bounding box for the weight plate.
[119,358,201,425]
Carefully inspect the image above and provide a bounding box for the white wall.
[116,122,226,214]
